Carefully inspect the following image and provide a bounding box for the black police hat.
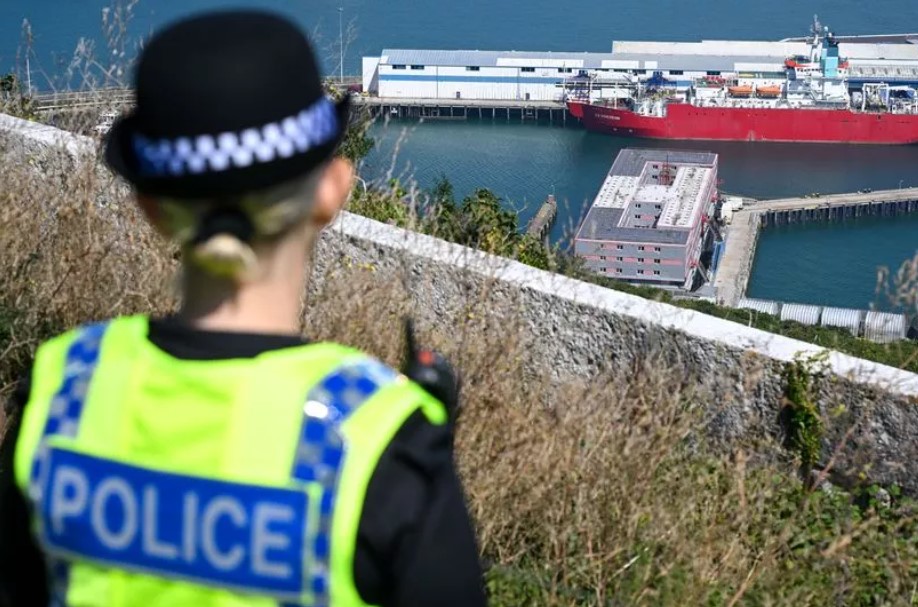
[105,10,350,200]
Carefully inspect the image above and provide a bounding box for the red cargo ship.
[566,101,918,144]
[565,20,918,145]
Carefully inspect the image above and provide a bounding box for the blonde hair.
[190,234,260,280]
[155,170,324,282]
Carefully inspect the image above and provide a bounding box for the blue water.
[2,0,918,309]
[748,215,918,310]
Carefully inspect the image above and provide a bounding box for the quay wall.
[760,197,918,227]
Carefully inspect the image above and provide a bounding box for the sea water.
[2,0,916,309]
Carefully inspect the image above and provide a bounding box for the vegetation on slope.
[1,144,917,605]
[1,34,917,606]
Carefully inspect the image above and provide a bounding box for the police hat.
[104,10,350,200]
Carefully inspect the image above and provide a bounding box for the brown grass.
[1,112,917,605]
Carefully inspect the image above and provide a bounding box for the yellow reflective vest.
[14,315,447,606]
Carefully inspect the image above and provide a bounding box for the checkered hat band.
[133,97,340,178]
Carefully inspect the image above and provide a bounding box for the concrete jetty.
[713,210,762,307]
[526,195,558,244]
[714,186,918,306]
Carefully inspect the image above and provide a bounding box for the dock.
[31,88,135,115]
[751,188,918,226]
[28,79,364,116]
[23,86,572,125]
[355,96,570,124]
[526,195,558,244]
[714,187,918,306]
[713,211,762,307]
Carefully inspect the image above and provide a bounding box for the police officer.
[0,10,486,607]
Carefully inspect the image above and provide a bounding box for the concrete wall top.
[332,211,918,397]
[0,112,94,158]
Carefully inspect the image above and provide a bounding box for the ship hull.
[568,101,918,144]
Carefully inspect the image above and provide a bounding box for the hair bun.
[191,233,258,280]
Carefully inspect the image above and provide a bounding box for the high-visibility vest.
[14,315,447,607]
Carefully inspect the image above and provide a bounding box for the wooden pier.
[31,88,135,115]
[355,96,571,124]
[23,87,575,127]
[753,189,918,227]
[28,79,364,116]
[714,187,918,306]
[526,195,559,244]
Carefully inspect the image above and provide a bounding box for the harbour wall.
[760,197,918,227]
[5,112,918,495]
[716,190,918,307]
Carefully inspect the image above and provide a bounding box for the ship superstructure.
[565,17,918,144]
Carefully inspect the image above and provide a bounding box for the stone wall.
[317,212,918,493]
[3,111,917,493]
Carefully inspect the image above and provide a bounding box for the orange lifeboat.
[785,55,815,69]
[728,84,753,97]
[756,85,782,98]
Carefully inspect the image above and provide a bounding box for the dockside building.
[362,37,918,102]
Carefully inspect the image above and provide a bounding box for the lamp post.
[338,6,344,84]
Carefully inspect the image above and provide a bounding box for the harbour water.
[2,0,917,310]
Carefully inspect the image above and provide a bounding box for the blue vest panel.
[41,447,310,601]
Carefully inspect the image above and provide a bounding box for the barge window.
[558,68,573,73]
[521,67,535,72]
[670,70,684,75]
[410,65,425,70]
[466,66,480,71]
[706,71,721,76]
[392,64,406,70]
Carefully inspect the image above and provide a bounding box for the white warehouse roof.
[737,298,780,316]
[378,36,918,74]
[380,49,617,69]
[781,303,821,326]
[864,311,908,343]
[613,39,918,62]
[821,307,863,335]
[379,49,791,72]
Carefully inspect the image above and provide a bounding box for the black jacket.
[0,319,486,607]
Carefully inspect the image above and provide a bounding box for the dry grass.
[1,108,917,607]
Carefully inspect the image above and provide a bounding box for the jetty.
[25,85,572,125]
[28,80,363,116]
[526,195,558,244]
[714,186,918,306]
[356,97,569,123]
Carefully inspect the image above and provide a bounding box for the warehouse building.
[574,149,718,288]
[363,50,617,102]
[361,37,918,101]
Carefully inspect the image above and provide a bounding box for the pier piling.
[526,194,559,246]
